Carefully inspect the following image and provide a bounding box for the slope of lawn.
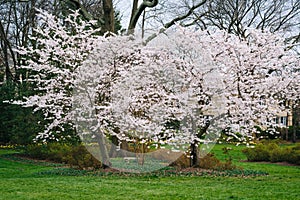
[0,145,299,200]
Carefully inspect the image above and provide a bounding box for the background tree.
[204,0,300,41]
[0,0,46,145]
[139,0,299,51]
[68,0,122,34]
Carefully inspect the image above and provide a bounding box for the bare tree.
[66,0,210,36]
[127,0,158,34]
[0,0,39,82]
[0,0,119,83]
[68,0,124,34]
[201,0,300,41]
[135,0,299,48]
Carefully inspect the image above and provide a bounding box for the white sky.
[115,0,133,29]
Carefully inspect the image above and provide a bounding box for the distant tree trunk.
[102,0,115,33]
[141,10,146,39]
[292,126,296,143]
[0,20,16,82]
[129,0,139,28]
[292,104,299,143]
[128,0,158,34]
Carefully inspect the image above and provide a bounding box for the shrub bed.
[242,142,300,165]
[170,152,237,170]
[23,143,103,169]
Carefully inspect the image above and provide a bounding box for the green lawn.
[0,145,299,200]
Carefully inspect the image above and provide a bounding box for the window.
[280,116,287,126]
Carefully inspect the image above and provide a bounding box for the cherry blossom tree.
[211,29,300,139]
[15,10,299,169]
[15,10,100,142]
[74,31,226,167]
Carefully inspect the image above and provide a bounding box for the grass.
[0,145,299,200]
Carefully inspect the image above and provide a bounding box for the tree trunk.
[102,0,115,34]
[95,131,111,168]
[135,140,148,165]
[190,121,210,167]
[292,104,300,143]
[190,141,200,167]
[0,20,16,82]
[292,126,296,143]
[109,136,129,157]
[128,0,158,34]
[129,0,139,28]
[108,135,118,157]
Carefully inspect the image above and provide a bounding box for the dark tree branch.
[68,0,94,21]
[145,0,207,44]
[0,20,17,81]
[127,0,158,34]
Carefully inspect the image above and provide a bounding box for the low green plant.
[285,148,300,165]
[170,152,237,170]
[242,142,300,165]
[199,153,222,169]
[242,143,270,161]
[23,143,49,160]
[23,143,103,169]
[269,147,286,162]
[64,145,102,170]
